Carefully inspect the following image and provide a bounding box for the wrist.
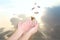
[17,29,24,34]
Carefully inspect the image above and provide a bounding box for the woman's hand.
[7,18,38,40]
[18,18,38,40]
[18,18,38,33]
[19,20,38,40]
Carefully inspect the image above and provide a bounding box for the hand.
[18,19,38,40]
[7,18,38,40]
[18,18,37,33]
[19,22,38,40]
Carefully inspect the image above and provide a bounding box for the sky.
[0,0,60,18]
[0,0,60,30]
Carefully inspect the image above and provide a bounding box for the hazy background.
[0,0,60,40]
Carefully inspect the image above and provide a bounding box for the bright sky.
[0,0,60,18]
[0,0,60,30]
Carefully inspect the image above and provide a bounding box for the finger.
[23,18,33,27]
[21,18,35,32]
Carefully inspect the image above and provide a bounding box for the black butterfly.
[37,6,40,8]
[32,7,35,10]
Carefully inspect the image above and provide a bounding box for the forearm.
[18,33,31,40]
[7,30,23,40]
[18,30,35,40]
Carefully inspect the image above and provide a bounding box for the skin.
[7,18,38,40]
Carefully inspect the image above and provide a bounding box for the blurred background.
[0,0,60,40]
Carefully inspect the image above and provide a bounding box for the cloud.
[41,5,60,40]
